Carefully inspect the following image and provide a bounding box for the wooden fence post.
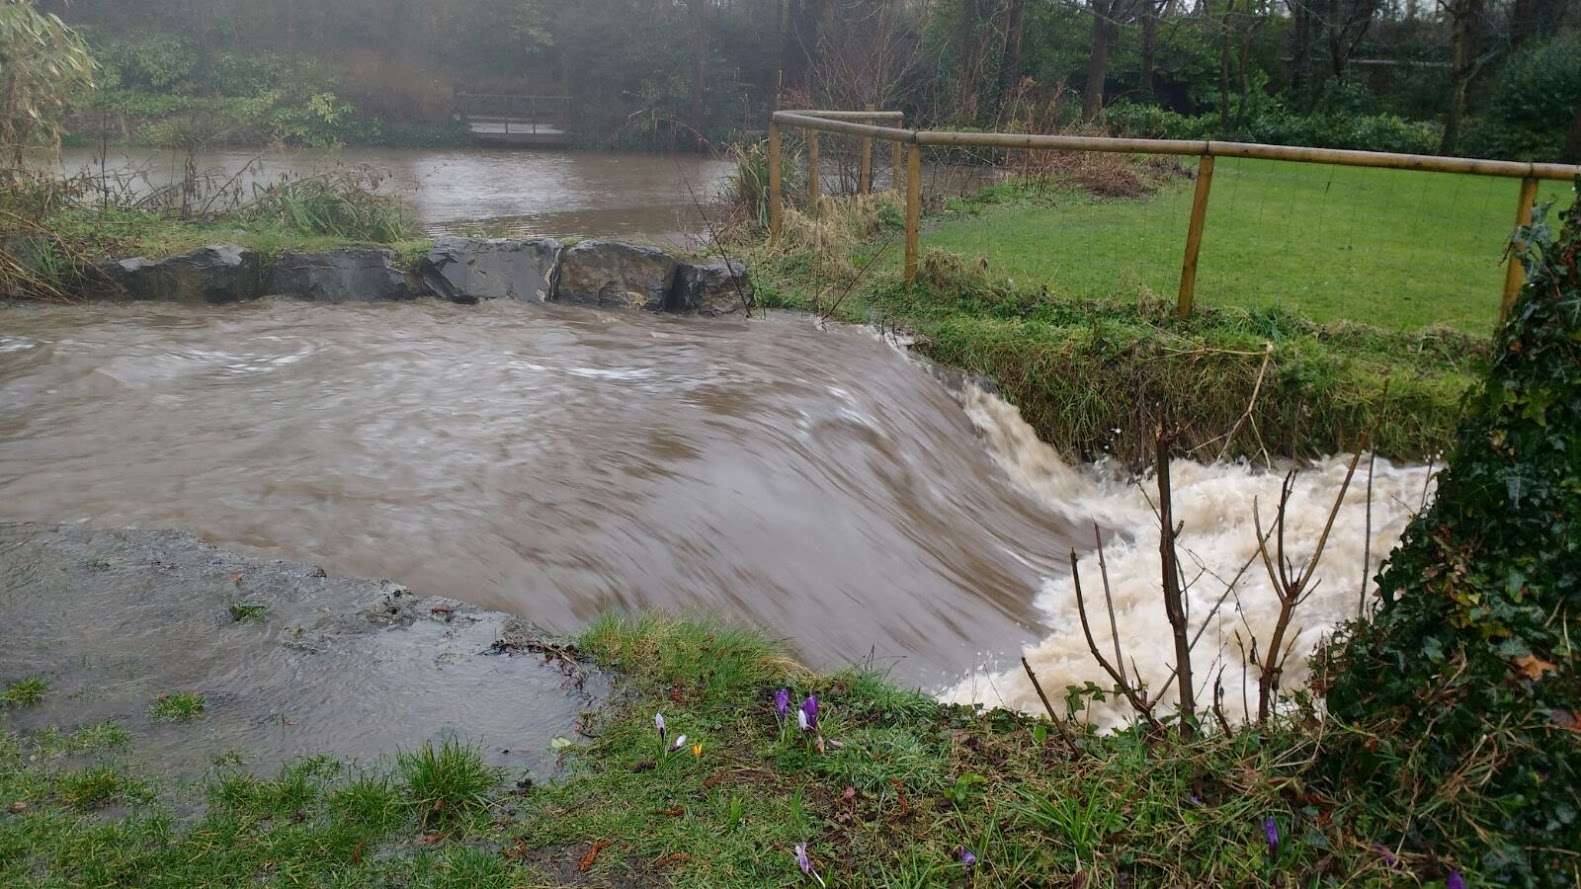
[1502,176,1540,315]
[1177,154,1216,317]
[768,121,782,244]
[860,104,875,195]
[905,142,922,284]
[807,131,820,212]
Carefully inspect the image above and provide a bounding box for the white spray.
[944,385,1437,729]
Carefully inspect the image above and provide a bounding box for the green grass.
[2,677,49,708]
[0,617,1489,886]
[396,738,499,830]
[146,692,206,723]
[919,159,1570,334]
[226,602,269,624]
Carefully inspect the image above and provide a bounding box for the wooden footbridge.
[454,93,573,148]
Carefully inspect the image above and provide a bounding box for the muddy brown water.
[49,147,739,246]
[0,301,1079,692]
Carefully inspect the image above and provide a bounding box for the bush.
[1322,180,1581,887]
[1104,101,1441,155]
[1464,36,1581,163]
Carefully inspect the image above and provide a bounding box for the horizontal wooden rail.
[769,110,1581,316]
[774,111,1580,182]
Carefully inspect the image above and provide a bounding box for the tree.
[0,0,94,166]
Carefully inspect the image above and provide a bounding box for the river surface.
[49,147,738,246]
[0,300,1435,723]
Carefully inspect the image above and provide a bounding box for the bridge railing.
[769,109,1581,317]
[455,93,573,135]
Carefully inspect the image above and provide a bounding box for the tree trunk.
[688,0,707,146]
[1219,0,1235,135]
[1083,4,1113,121]
[1439,0,1484,155]
[1140,1,1158,99]
[999,0,1026,100]
[1561,99,1581,164]
[1289,0,1313,105]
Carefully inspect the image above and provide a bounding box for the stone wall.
[96,240,754,316]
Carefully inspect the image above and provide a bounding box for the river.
[0,299,1433,726]
[49,147,739,246]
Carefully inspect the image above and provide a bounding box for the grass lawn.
[920,158,1571,334]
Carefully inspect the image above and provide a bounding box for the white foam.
[944,384,1436,729]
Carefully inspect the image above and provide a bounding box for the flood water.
[0,300,1434,721]
[49,147,738,246]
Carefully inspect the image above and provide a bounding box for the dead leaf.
[654,853,692,867]
[416,832,450,846]
[8,801,26,814]
[649,807,686,817]
[1513,655,1558,681]
[229,573,245,586]
[502,838,528,861]
[579,839,613,873]
[350,840,363,865]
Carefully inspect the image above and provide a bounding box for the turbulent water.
[0,300,1434,716]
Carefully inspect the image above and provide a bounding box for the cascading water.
[943,385,1436,727]
[0,300,1434,730]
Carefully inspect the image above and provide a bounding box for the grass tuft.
[147,692,206,723]
[396,737,497,830]
[226,602,269,624]
[2,677,49,708]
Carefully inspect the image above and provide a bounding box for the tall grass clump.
[244,167,410,243]
[396,737,497,830]
[1323,181,1581,888]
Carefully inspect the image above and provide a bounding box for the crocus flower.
[1372,843,1398,867]
[797,708,810,732]
[800,695,819,732]
[794,843,825,887]
[1263,816,1279,855]
[957,846,978,869]
[670,733,688,752]
[1447,871,1466,889]
[691,742,703,758]
[655,713,666,744]
[774,688,790,719]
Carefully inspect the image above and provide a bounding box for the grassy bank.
[1,617,1472,888]
[0,168,427,301]
[747,183,1497,465]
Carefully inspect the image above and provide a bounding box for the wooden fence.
[768,109,1581,316]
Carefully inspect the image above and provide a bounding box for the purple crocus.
[794,843,825,887]
[1447,870,1466,889]
[1263,816,1279,855]
[774,688,791,720]
[1372,843,1399,867]
[800,695,819,733]
[957,846,978,870]
[655,712,666,745]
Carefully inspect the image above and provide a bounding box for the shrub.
[1464,36,1581,163]
[1322,180,1581,887]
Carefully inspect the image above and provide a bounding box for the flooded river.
[49,147,738,246]
[0,300,1433,725]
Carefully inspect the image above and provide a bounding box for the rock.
[268,249,411,303]
[419,237,562,304]
[101,245,263,304]
[553,241,677,311]
[670,259,754,315]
